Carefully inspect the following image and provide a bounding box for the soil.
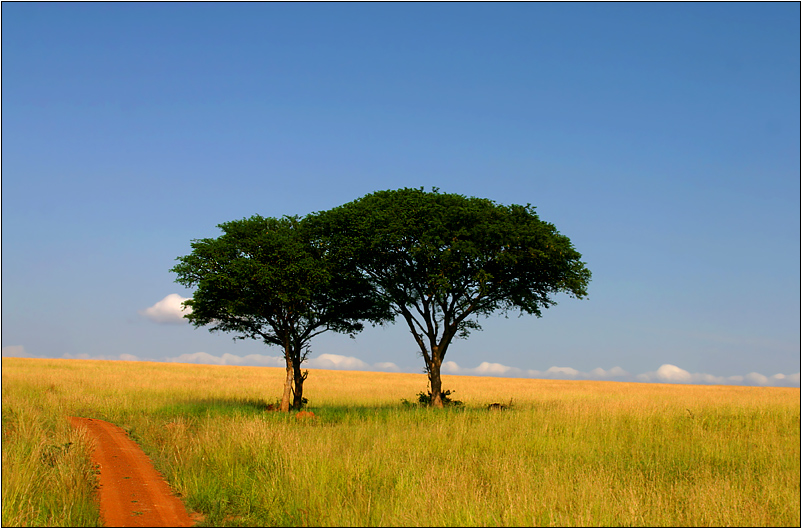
[69,417,197,527]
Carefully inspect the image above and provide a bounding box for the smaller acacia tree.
[171,215,389,411]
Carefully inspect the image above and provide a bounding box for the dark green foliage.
[310,188,591,407]
[171,215,390,410]
[403,389,463,408]
[172,215,388,344]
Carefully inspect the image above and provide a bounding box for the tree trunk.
[280,351,293,413]
[292,363,307,410]
[429,356,444,408]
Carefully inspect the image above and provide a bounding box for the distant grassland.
[2,357,799,527]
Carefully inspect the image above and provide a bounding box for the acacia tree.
[310,188,591,407]
[171,215,389,412]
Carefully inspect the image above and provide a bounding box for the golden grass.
[2,357,799,527]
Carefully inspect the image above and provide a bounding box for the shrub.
[402,389,463,407]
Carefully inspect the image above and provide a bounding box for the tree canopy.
[171,215,389,411]
[310,188,591,407]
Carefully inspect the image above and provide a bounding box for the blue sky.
[2,2,799,387]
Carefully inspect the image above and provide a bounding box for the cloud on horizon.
[2,345,143,362]
[166,351,285,367]
[304,353,369,370]
[140,294,191,324]
[2,345,33,358]
[441,361,632,381]
[160,353,796,387]
[6,344,796,388]
[165,352,400,372]
[61,352,142,362]
[635,364,799,387]
[442,360,798,387]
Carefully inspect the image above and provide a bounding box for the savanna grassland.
[2,357,799,527]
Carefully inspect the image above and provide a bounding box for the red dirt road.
[70,417,195,527]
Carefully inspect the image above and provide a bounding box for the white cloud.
[2,345,32,357]
[655,364,693,383]
[60,352,141,362]
[62,353,92,360]
[303,353,369,370]
[25,343,796,388]
[442,361,523,377]
[168,352,225,365]
[166,352,284,367]
[477,362,523,376]
[140,294,191,324]
[373,362,401,372]
[741,372,800,386]
[165,351,398,372]
[442,361,461,374]
[589,366,630,379]
[745,372,769,385]
[637,364,716,384]
[545,366,581,378]
[631,364,801,387]
[449,361,624,380]
[441,360,798,388]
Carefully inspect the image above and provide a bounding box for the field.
[2,357,799,527]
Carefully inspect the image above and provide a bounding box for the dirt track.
[70,417,196,527]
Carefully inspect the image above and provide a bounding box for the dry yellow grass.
[2,357,799,526]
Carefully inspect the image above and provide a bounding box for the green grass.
[2,377,101,527]
[2,357,799,526]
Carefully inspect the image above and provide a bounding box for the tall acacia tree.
[171,215,389,411]
[310,188,591,407]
